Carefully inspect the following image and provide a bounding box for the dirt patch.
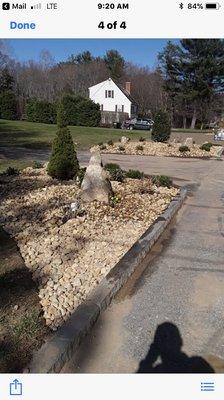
[0,227,49,372]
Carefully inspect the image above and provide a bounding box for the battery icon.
[205,2,221,8]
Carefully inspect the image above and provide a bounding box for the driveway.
[61,155,224,373]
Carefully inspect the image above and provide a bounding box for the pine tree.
[159,39,224,129]
[104,50,125,81]
[152,110,171,142]
[47,101,79,180]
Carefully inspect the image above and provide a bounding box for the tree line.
[0,39,223,129]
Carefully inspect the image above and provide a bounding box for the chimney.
[125,82,131,95]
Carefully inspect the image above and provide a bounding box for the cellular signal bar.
[31,3,42,9]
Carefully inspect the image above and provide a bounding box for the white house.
[89,78,138,118]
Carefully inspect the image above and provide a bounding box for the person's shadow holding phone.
[137,322,214,373]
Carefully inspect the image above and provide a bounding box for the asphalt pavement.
[61,156,224,373]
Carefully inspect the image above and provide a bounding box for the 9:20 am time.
[98,3,129,9]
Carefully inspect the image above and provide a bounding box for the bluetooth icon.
[179,2,184,8]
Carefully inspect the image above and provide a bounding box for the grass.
[0,159,30,173]
[0,119,150,150]
[0,119,215,173]
[172,128,212,133]
[13,310,41,340]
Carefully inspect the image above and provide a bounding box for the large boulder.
[215,146,224,159]
[81,150,113,203]
[215,128,224,141]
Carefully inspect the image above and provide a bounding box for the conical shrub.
[152,110,171,143]
[47,101,79,180]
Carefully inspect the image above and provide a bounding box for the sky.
[7,39,176,68]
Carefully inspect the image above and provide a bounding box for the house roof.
[89,78,138,105]
[116,82,138,105]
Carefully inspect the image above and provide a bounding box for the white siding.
[89,78,132,117]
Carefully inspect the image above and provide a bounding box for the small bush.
[200,142,213,152]
[104,163,120,172]
[179,145,190,153]
[118,145,125,152]
[32,161,43,169]
[104,163,124,182]
[111,169,124,182]
[152,110,171,143]
[110,194,121,208]
[126,169,144,179]
[47,102,79,180]
[136,145,144,151]
[107,140,114,146]
[139,137,146,142]
[152,175,173,188]
[5,166,19,176]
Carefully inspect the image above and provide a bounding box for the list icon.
[201,382,215,392]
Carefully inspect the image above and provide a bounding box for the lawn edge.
[25,187,187,373]
[101,151,223,160]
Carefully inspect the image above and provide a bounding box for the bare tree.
[124,63,167,116]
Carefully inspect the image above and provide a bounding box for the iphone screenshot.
[0,0,223,398]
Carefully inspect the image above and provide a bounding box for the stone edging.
[26,187,187,373]
[101,151,222,160]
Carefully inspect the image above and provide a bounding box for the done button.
[10,21,36,29]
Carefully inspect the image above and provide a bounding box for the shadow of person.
[137,322,214,373]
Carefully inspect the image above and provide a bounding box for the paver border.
[101,151,223,160]
[26,187,187,373]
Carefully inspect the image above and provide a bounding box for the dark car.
[122,118,154,131]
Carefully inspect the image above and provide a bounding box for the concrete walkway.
[62,156,224,373]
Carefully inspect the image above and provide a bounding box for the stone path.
[62,156,224,373]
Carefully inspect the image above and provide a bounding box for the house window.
[105,90,114,98]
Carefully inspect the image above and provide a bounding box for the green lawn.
[0,119,214,173]
[0,159,30,173]
[0,119,150,150]
[172,128,212,134]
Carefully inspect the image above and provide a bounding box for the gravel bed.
[93,141,222,158]
[0,166,179,330]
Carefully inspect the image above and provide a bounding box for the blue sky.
[7,39,176,68]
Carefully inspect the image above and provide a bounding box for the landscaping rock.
[184,137,194,147]
[215,129,224,141]
[0,165,179,330]
[81,150,113,204]
[121,136,130,145]
[215,146,224,158]
[92,141,222,158]
[70,201,80,212]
